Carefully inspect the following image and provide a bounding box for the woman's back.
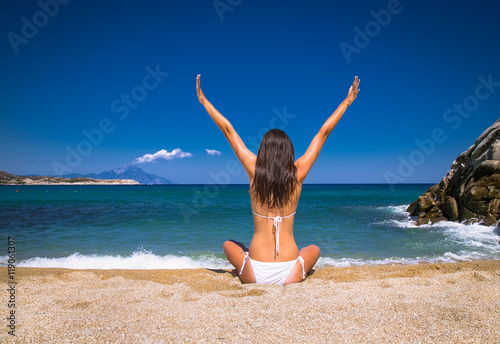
[249,183,303,261]
[247,128,302,261]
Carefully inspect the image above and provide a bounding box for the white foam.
[374,204,418,228]
[5,250,231,270]
[315,250,497,268]
[383,205,409,214]
[2,248,498,270]
[317,205,500,268]
[443,222,500,251]
[315,256,431,268]
[377,204,500,248]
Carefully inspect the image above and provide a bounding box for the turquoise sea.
[1,184,499,269]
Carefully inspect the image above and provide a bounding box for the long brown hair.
[251,129,298,209]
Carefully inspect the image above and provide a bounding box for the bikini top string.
[252,211,296,257]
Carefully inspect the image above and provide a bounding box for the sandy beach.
[2,260,499,343]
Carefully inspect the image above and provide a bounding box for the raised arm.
[295,76,360,184]
[197,75,256,179]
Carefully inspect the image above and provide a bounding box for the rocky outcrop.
[407,118,500,226]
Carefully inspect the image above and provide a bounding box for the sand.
[2,260,500,343]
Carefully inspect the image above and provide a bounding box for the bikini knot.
[273,216,283,254]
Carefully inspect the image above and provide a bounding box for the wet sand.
[2,260,500,343]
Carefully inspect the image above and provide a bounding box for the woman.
[197,75,360,285]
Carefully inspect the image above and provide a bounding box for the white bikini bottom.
[240,252,305,285]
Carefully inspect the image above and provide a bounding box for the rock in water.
[407,118,500,226]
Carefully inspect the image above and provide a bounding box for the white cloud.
[131,148,193,165]
[205,149,221,157]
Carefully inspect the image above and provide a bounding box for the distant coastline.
[0,171,139,185]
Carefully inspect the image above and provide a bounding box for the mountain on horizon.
[63,166,174,185]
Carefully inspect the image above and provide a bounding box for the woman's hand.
[196,74,206,104]
[344,76,360,106]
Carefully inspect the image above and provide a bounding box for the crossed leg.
[284,245,320,285]
[223,240,320,285]
[222,240,256,283]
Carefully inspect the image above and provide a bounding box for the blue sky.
[1,0,500,184]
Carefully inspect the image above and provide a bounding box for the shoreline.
[9,259,500,281]
[2,260,499,343]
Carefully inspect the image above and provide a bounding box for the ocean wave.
[3,249,497,270]
[382,204,409,214]
[2,213,499,270]
[315,250,497,268]
[375,205,500,256]
[442,222,500,251]
[2,250,231,270]
[378,204,500,230]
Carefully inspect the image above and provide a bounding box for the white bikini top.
[252,211,296,255]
